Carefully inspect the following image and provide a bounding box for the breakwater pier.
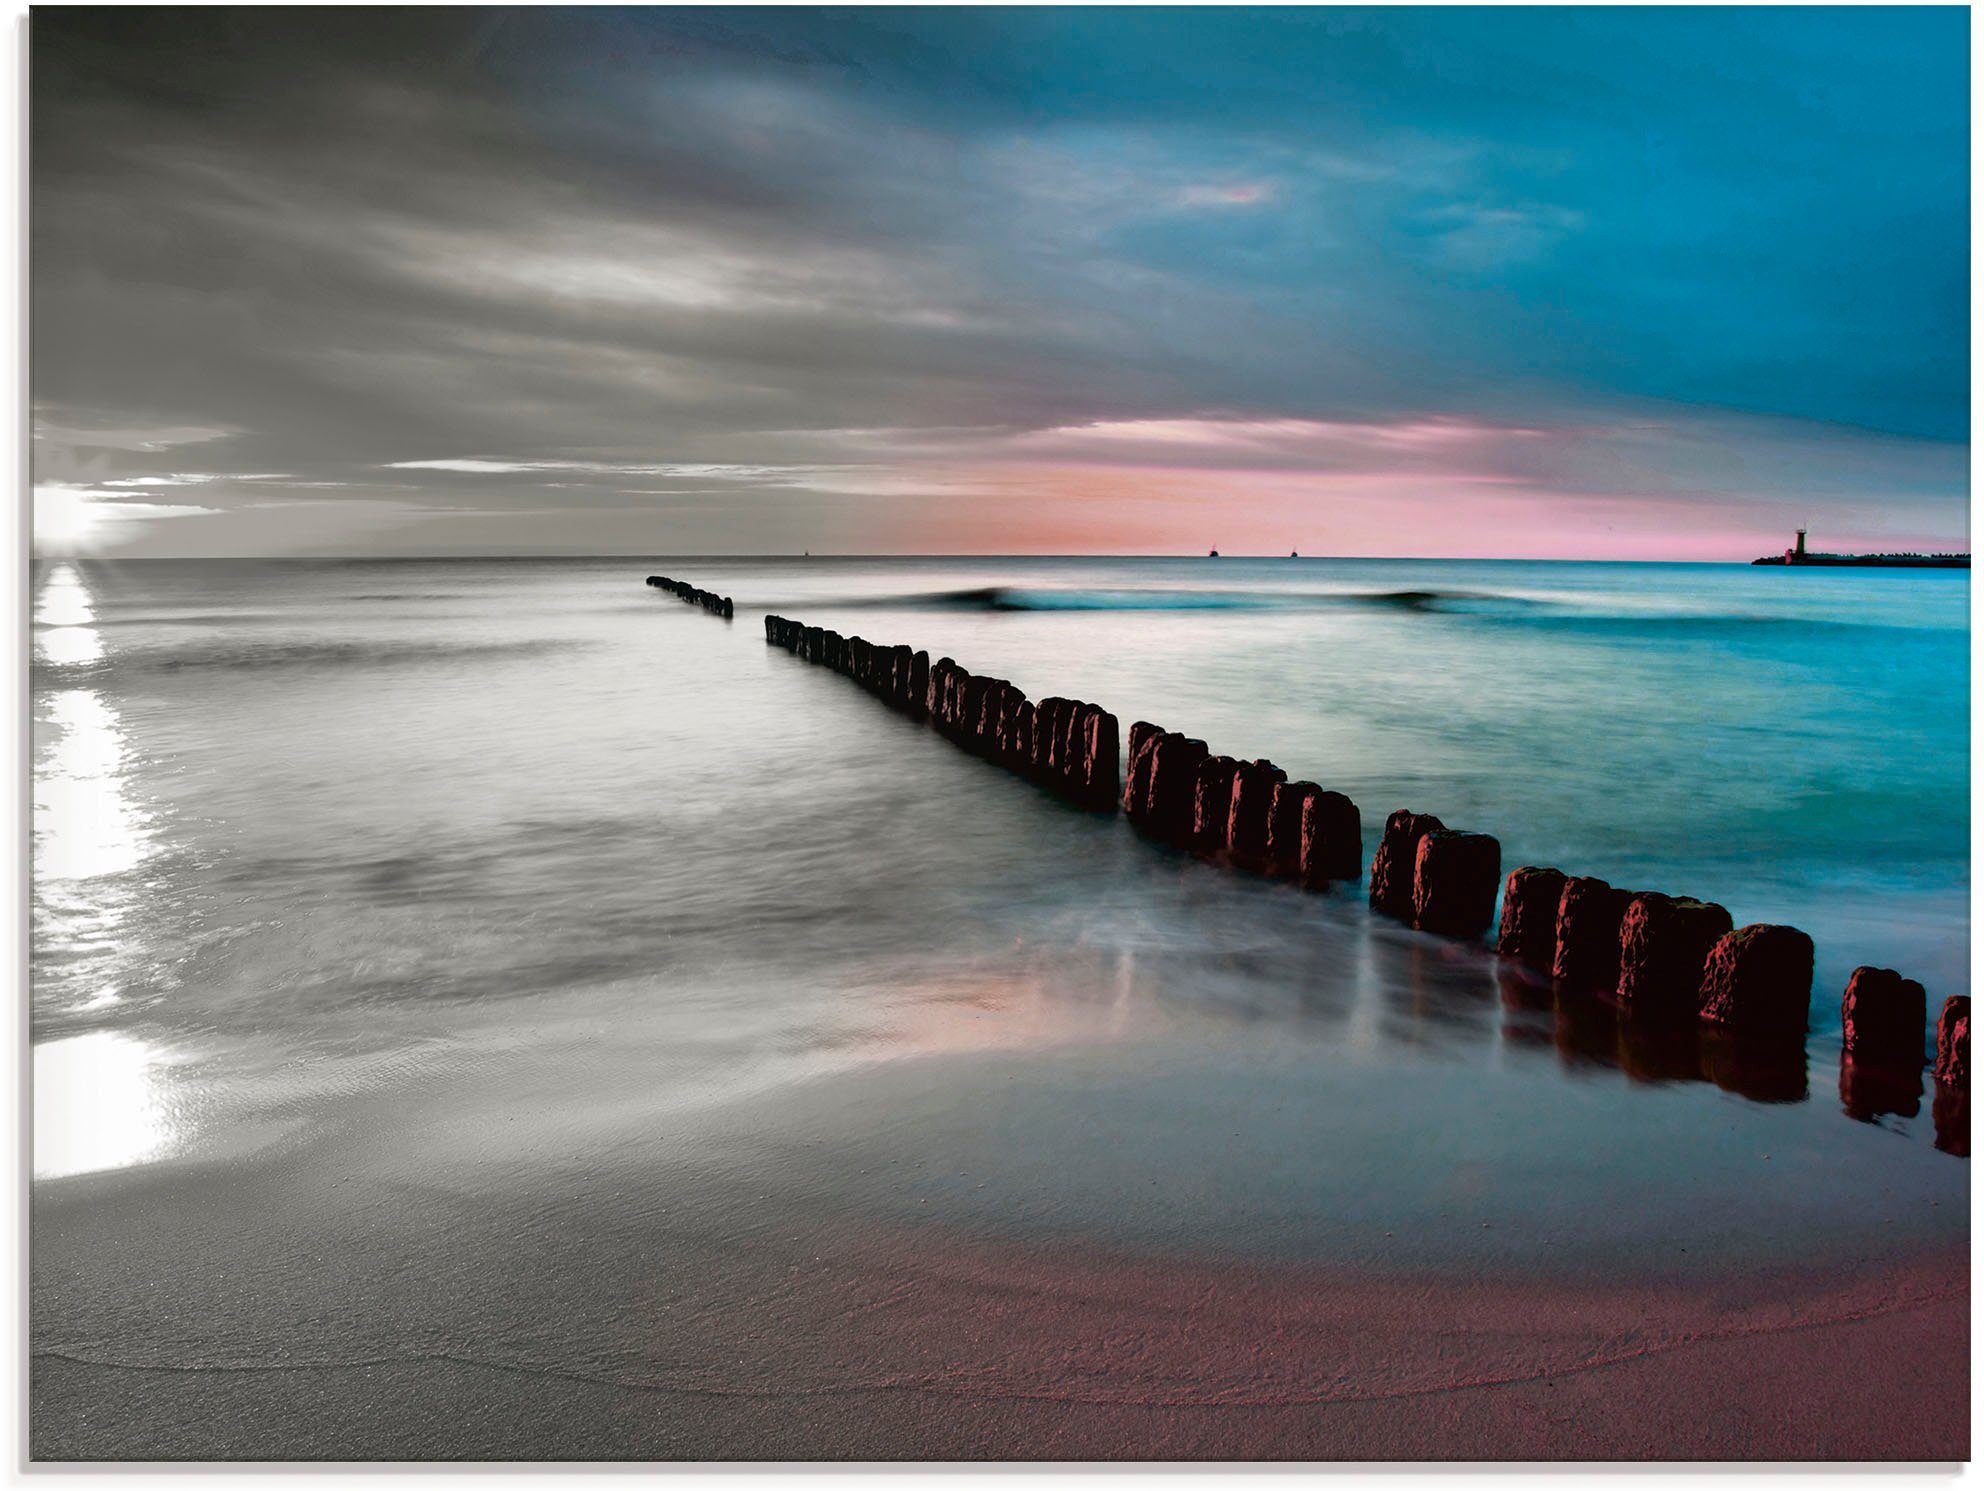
[1752,528,1968,568]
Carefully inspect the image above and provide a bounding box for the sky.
[31,6,1970,559]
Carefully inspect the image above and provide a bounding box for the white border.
[2,3,1973,1487]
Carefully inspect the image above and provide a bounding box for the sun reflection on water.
[35,565,152,889]
[35,562,105,665]
[36,563,95,627]
[36,690,151,881]
[33,1030,181,1178]
[33,565,182,1175]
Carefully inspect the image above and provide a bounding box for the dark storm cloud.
[31,7,1968,555]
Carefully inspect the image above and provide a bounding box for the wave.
[836,585,1548,615]
[796,585,1953,639]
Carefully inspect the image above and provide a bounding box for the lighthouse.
[1795,528,1807,558]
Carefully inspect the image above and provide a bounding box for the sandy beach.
[31,1130,1968,1460]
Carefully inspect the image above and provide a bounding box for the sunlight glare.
[34,1030,181,1178]
[36,487,105,552]
[36,689,151,881]
[36,564,105,665]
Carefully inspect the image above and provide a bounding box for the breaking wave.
[846,585,1547,615]
[794,586,1942,638]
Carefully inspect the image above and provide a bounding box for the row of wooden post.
[762,616,1121,809]
[646,575,733,618]
[745,592,1965,1121]
[1121,726,1363,889]
[1430,841,1971,1089]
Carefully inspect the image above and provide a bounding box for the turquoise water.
[29,556,1970,1275]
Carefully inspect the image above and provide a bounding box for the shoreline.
[29,999,1973,1461]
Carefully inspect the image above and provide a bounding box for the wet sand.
[29,1014,1971,1461]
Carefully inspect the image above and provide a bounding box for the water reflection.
[1496,968,1809,1103]
[33,567,172,1172]
[34,565,152,893]
[1616,1018,1708,1087]
[1839,1059,1924,1123]
[36,690,150,881]
[1698,1029,1809,1104]
[1933,1088,1969,1157]
[33,1030,181,1178]
[35,562,104,665]
[1551,988,1623,1076]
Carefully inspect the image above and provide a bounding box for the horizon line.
[30,551,1974,566]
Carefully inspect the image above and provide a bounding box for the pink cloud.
[1009,415,1548,467]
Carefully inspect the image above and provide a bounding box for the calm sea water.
[30,556,1971,1275]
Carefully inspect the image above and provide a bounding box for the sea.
[30,556,1972,1283]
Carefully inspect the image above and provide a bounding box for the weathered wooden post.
[1412,829,1502,938]
[1935,995,1969,1087]
[1552,876,1634,992]
[1840,966,1928,1069]
[1370,810,1443,918]
[1080,708,1120,811]
[1616,893,1733,1018]
[1227,759,1286,872]
[1056,702,1086,790]
[1299,791,1361,887]
[1147,736,1208,845]
[957,674,988,747]
[925,657,952,718]
[1264,780,1314,878]
[1697,924,1816,1033]
[1124,723,1163,819]
[1013,698,1038,774]
[1496,867,1565,971]
[1934,995,1969,1155]
[1191,756,1241,856]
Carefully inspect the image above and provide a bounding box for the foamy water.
[30,557,1969,1273]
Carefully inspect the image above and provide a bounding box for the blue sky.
[32,6,1970,556]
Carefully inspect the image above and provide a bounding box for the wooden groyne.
[1121,727,1365,894]
[647,575,733,618]
[1493,866,1818,1036]
[751,595,1964,1148]
[1510,963,1965,1145]
[763,615,1118,809]
[1489,863,1964,1140]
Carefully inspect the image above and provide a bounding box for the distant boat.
[1290,550,1298,558]
[1208,548,1220,557]
[1753,528,1968,568]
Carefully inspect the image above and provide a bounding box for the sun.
[34,486,106,552]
